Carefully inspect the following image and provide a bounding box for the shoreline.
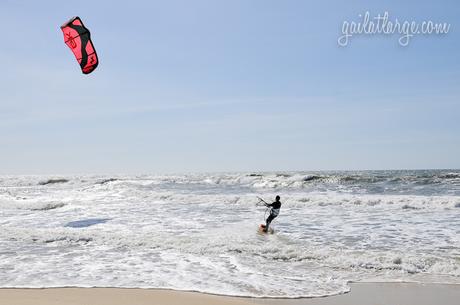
[1,282,459,305]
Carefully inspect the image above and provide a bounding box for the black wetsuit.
[265,200,281,229]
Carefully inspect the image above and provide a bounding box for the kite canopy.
[61,16,98,74]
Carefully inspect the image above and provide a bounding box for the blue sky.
[1,0,459,174]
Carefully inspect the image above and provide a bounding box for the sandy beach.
[1,283,459,305]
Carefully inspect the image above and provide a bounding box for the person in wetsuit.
[264,195,281,232]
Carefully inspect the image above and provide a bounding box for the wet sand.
[0,282,458,305]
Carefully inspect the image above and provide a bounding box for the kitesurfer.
[263,195,281,232]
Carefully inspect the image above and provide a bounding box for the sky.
[1,0,459,174]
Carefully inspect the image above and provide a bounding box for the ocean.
[0,170,459,297]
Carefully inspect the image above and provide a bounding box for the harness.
[270,208,280,217]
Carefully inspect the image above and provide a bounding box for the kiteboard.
[258,224,274,234]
